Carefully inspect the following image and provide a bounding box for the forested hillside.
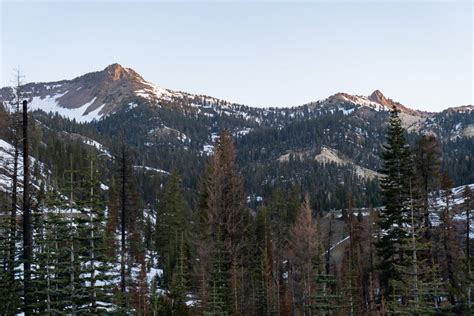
[0,65,473,314]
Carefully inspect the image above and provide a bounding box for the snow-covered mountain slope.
[0,64,179,122]
[1,63,470,129]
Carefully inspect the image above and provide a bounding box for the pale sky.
[1,0,472,111]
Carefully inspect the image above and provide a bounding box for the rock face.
[368,90,394,108]
[368,89,421,115]
[0,63,172,121]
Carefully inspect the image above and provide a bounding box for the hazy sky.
[1,0,472,111]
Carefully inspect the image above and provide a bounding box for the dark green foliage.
[75,158,116,313]
[0,192,21,314]
[376,107,414,296]
[155,170,190,288]
[307,273,341,314]
[205,235,229,316]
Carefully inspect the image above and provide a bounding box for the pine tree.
[288,195,317,314]
[438,172,464,308]
[196,129,250,314]
[0,191,21,314]
[266,189,292,315]
[168,232,190,315]
[155,170,190,289]
[462,185,473,310]
[340,197,365,315]
[387,170,444,314]
[107,143,143,311]
[414,135,441,233]
[75,157,115,313]
[22,99,34,315]
[253,205,273,315]
[31,187,73,313]
[8,69,22,290]
[376,107,414,298]
[205,231,229,316]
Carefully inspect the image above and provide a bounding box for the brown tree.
[288,195,318,314]
[195,129,250,314]
[440,172,465,305]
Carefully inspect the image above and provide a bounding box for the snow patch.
[29,93,105,123]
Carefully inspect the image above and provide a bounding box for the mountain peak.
[102,63,142,82]
[368,90,391,107]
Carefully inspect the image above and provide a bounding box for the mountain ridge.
[0,63,470,124]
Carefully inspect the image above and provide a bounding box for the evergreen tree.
[155,170,190,289]
[387,177,443,315]
[75,158,115,313]
[205,231,229,316]
[376,107,414,297]
[168,232,190,315]
[253,205,273,315]
[108,143,143,311]
[31,188,73,313]
[0,191,21,314]
[414,135,441,232]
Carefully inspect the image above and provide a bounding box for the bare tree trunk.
[9,88,20,283]
[90,159,97,309]
[22,100,32,315]
[409,180,419,308]
[466,190,471,309]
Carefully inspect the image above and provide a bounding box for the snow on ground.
[148,125,190,144]
[235,127,253,137]
[341,107,356,115]
[246,195,263,203]
[81,137,112,158]
[128,102,138,110]
[133,165,171,175]
[28,93,107,123]
[0,138,48,193]
[201,144,214,156]
[429,184,474,236]
[135,79,173,100]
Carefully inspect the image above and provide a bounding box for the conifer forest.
[1,1,473,315]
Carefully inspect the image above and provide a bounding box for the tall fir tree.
[75,157,116,313]
[376,106,414,298]
[155,170,190,289]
